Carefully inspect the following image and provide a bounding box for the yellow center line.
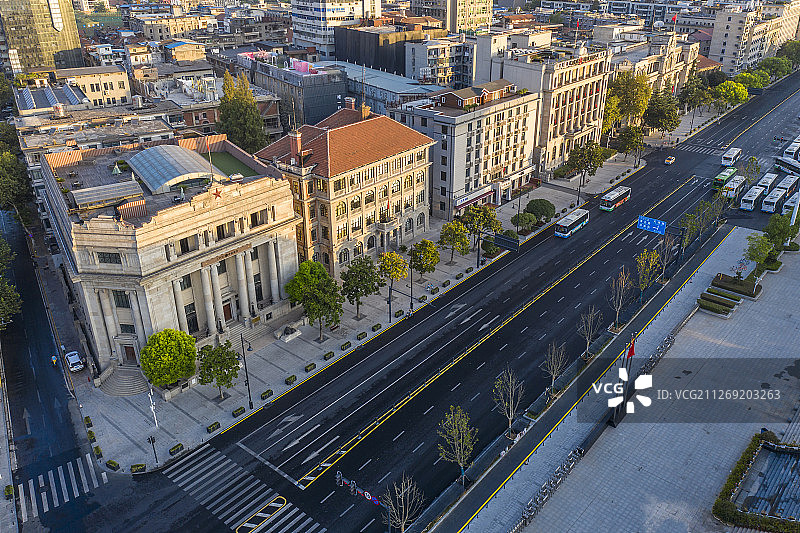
[454,225,735,533]
[298,173,697,489]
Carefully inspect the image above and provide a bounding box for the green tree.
[745,233,774,264]
[701,69,727,88]
[549,12,564,24]
[602,94,621,145]
[0,237,13,274]
[713,81,749,108]
[198,341,240,399]
[0,151,29,214]
[0,278,20,331]
[140,329,197,387]
[524,198,556,223]
[460,205,502,249]
[0,124,19,155]
[410,239,439,280]
[437,405,478,485]
[678,73,708,130]
[778,40,800,66]
[635,248,660,301]
[0,77,13,109]
[217,71,267,154]
[340,256,384,319]
[752,70,771,87]
[617,126,644,162]
[609,71,652,125]
[742,156,761,186]
[733,72,764,89]
[511,211,537,232]
[378,251,408,297]
[764,214,799,247]
[643,90,680,137]
[285,260,344,341]
[758,56,791,78]
[566,141,605,186]
[437,220,470,264]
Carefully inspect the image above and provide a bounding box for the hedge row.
[712,274,760,297]
[700,292,737,309]
[707,286,742,302]
[697,299,730,315]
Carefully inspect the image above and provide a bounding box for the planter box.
[84,416,92,428]
[323,351,335,361]
[394,309,404,318]
[442,280,450,287]
[130,464,146,474]
[105,460,119,471]
[431,287,439,294]
[466,267,474,273]
[93,446,102,459]
[260,389,273,400]
[357,332,367,340]
[232,407,245,418]
[455,273,464,279]
[341,341,352,350]
[419,295,427,302]
[169,443,184,456]
[207,421,220,433]
[4,486,12,500]
[87,430,96,443]
[371,324,382,332]
[285,375,297,385]
[305,363,316,373]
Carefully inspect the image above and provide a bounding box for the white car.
[65,351,84,372]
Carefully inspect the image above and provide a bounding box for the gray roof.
[54,65,126,78]
[130,145,223,194]
[71,180,143,210]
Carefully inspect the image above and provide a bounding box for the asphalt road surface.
[32,70,800,533]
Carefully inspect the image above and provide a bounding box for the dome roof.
[129,144,223,194]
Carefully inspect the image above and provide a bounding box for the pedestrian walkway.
[163,443,325,533]
[15,453,108,524]
[0,348,16,533]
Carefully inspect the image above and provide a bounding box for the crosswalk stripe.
[163,444,212,476]
[86,453,99,488]
[272,509,306,533]
[178,456,229,490]
[67,462,80,498]
[76,458,90,494]
[259,506,299,532]
[17,484,26,522]
[48,470,59,507]
[40,489,49,514]
[210,479,264,516]
[58,466,69,503]
[28,479,38,518]
[194,471,248,503]
[170,450,221,484]
[222,487,273,525]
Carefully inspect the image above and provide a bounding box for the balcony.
[375,216,398,233]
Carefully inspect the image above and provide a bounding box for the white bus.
[554,209,589,238]
[740,186,766,211]
[757,173,779,193]
[722,175,746,199]
[721,147,743,166]
[599,186,631,211]
[776,174,800,196]
[785,141,800,160]
[782,191,800,215]
[775,156,800,175]
[762,188,788,213]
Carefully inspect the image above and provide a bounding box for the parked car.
[664,156,676,165]
[65,351,85,372]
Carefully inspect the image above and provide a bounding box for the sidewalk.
[0,343,17,533]
[428,225,754,533]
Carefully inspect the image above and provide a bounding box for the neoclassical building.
[41,135,300,372]
[257,99,435,278]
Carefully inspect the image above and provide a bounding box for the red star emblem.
[212,189,221,199]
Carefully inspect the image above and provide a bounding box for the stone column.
[98,289,117,357]
[244,250,257,315]
[266,241,280,303]
[138,288,154,338]
[210,263,226,331]
[127,290,147,348]
[200,266,216,335]
[235,252,250,320]
[172,279,189,333]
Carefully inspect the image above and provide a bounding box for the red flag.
[576,20,580,29]
[627,337,635,359]
[671,14,677,22]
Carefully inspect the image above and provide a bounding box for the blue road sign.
[637,215,666,235]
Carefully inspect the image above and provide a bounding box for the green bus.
[712,167,737,190]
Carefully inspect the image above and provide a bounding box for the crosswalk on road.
[164,444,326,533]
[16,453,108,522]
[675,144,724,156]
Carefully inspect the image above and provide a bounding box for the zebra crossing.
[16,453,108,522]
[164,444,325,533]
[675,144,725,156]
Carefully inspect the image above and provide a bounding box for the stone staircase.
[99,365,150,396]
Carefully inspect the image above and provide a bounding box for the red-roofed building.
[256,98,435,276]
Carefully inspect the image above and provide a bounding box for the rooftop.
[54,65,126,78]
[315,61,446,95]
[130,144,223,194]
[20,119,173,151]
[16,84,88,112]
[154,60,214,77]
[14,100,180,130]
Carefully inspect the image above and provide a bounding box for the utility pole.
[147,435,158,466]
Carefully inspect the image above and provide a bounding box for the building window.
[365,190,375,204]
[392,181,401,194]
[367,236,376,249]
[339,249,349,264]
[441,171,447,181]
[120,323,136,334]
[354,242,363,256]
[441,156,447,165]
[185,303,199,333]
[335,202,347,218]
[179,235,198,255]
[439,201,446,210]
[251,209,269,227]
[440,187,446,196]
[113,290,131,308]
[217,260,227,274]
[322,226,329,240]
[216,221,234,241]
[179,274,192,290]
[98,252,122,264]
[421,117,427,127]
[351,196,361,210]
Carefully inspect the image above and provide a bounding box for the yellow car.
[664,156,676,165]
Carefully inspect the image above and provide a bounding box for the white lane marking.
[478,315,500,331]
[557,296,564,303]
[358,459,372,471]
[476,362,485,371]
[28,479,38,518]
[520,326,528,333]
[540,311,547,317]
[496,372,503,379]
[574,283,581,288]
[412,442,424,454]
[558,318,565,324]
[101,472,107,484]
[340,504,355,517]
[574,302,581,309]
[517,351,526,360]
[503,298,510,303]
[539,334,546,341]
[67,462,79,497]
[424,405,434,415]
[86,453,99,488]
[434,457,443,465]
[48,470,59,507]
[58,466,69,503]
[520,284,528,290]
[393,431,404,442]
[301,435,340,465]
[604,259,610,264]
[17,484,26,522]
[539,271,545,277]
[361,518,376,532]
[451,382,461,392]
[499,344,508,351]
[591,288,597,295]
[470,393,480,401]
[320,490,335,504]
[460,310,483,325]
[76,458,89,494]
[378,471,393,484]
[636,236,647,245]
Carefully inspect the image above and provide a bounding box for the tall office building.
[0,0,83,74]
[410,0,491,33]
[291,0,380,58]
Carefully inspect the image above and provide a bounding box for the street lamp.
[147,435,158,466]
[240,333,254,410]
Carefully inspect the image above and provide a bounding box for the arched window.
[354,242,363,256]
[339,249,349,264]
[367,236,376,249]
[392,180,401,194]
[379,185,388,199]
[404,175,413,188]
[365,189,375,204]
[405,218,413,233]
[323,252,330,265]
[417,213,425,229]
[335,202,347,218]
[351,196,361,210]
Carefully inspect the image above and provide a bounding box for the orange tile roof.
[696,55,721,71]
[256,109,434,177]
